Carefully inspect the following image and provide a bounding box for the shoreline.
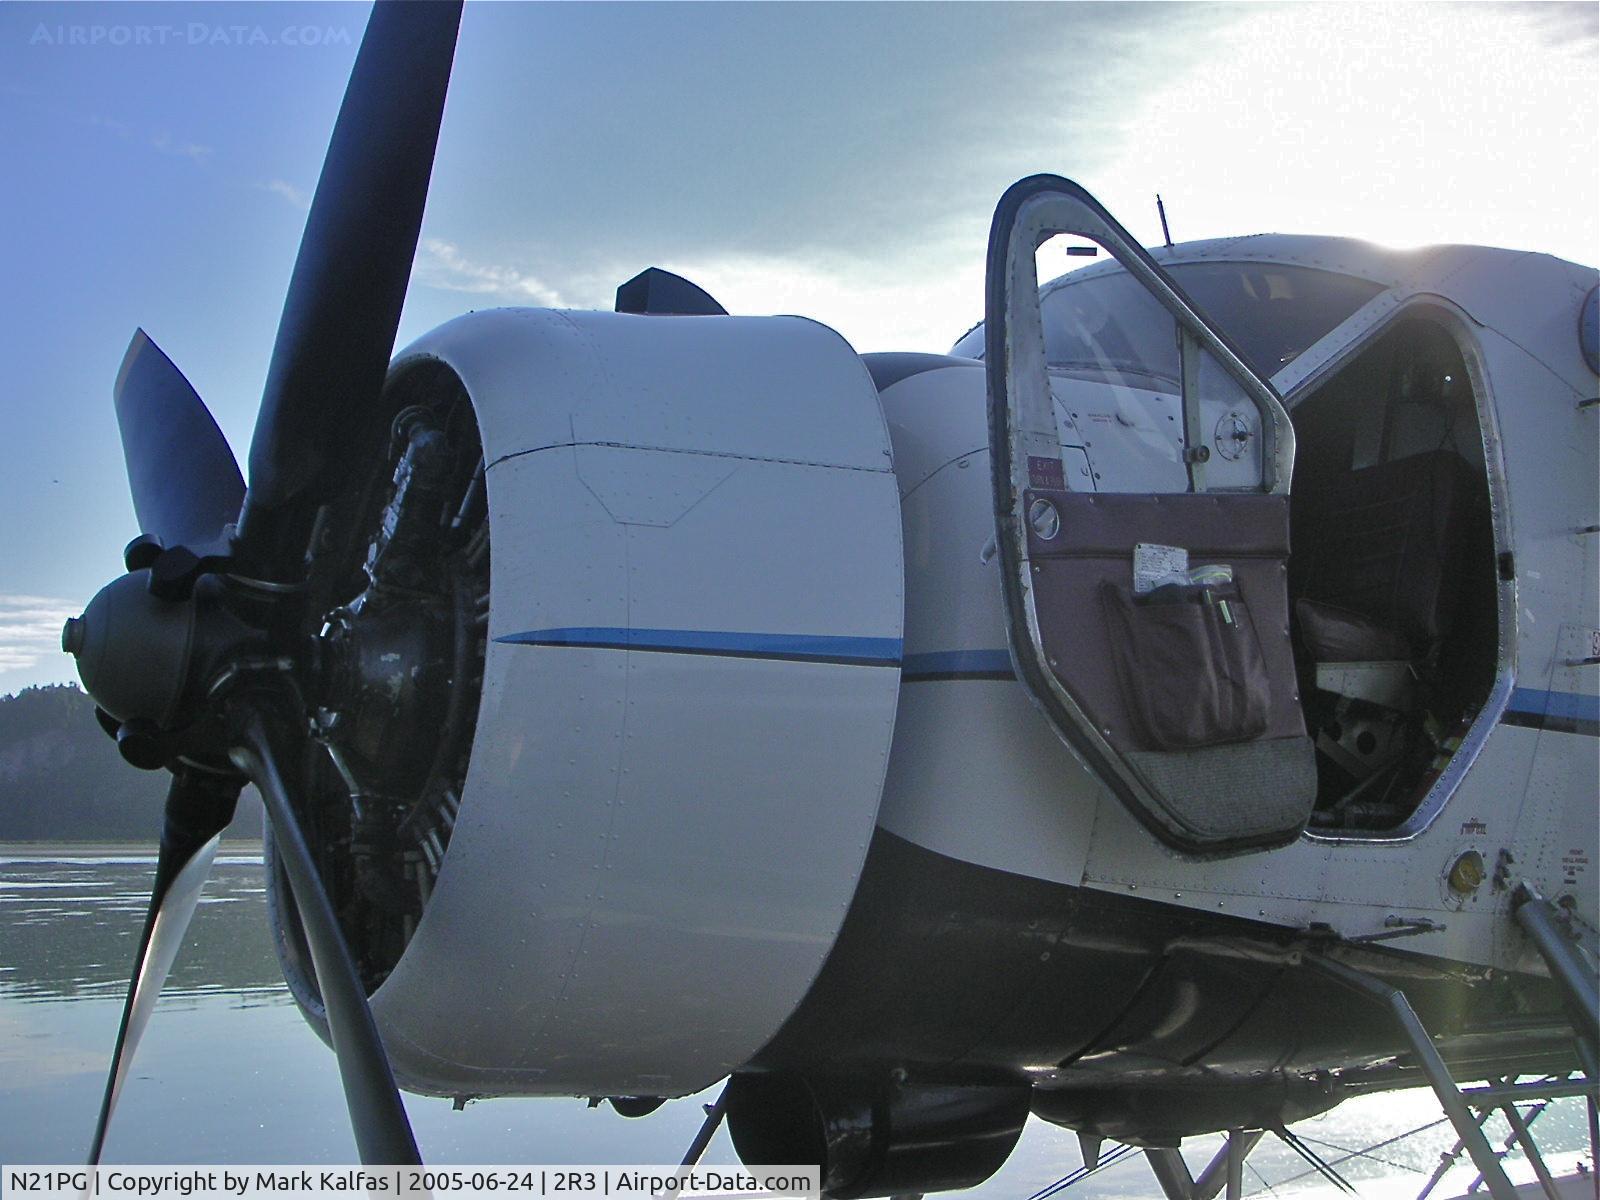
[0,839,264,859]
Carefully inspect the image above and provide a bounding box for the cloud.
[85,113,210,162]
[149,130,212,162]
[411,235,981,353]
[1098,2,1599,265]
[86,112,131,138]
[260,178,310,211]
[641,251,985,356]
[0,595,81,674]
[418,238,566,306]
[1510,0,1600,49]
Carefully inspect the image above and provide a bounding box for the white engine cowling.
[351,308,905,1098]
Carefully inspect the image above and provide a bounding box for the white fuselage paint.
[357,238,1594,1100]
[881,238,1597,980]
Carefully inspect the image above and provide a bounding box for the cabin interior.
[1286,314,1499,834]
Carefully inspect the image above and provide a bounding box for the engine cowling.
[266,308,906,1100]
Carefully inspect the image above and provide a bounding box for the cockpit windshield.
[951,261,1384,381]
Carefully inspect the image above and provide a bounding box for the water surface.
[1,848,1588,1196]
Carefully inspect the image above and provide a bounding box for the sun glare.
[1106,4,1597,264]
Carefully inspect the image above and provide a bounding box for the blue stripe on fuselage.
[496,627,902,666]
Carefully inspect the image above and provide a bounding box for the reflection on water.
[1,853,286,1004]
[0,849,1590,1196]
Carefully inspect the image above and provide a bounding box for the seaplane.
[58,3,1598,1196]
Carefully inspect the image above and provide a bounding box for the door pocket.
[1101,578,1271,751]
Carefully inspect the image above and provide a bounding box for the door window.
[954,261,1384,381]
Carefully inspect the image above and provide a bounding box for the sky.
[1,0,1596,697]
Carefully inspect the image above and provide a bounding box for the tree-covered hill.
[0,684,263,841]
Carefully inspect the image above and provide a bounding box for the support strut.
[1311,956,1520,1200]
[1512,881,1600,1077]
[1495,1091,1561,1200]
[1144,1131,1265,1200]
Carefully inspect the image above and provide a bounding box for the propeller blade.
[237,0,463,576]
[232,715,421,1165]
[88,770,240,1164]
[113,330,245,549]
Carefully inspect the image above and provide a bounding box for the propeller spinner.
[63,0,465,1166]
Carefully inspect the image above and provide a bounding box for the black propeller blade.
[232,715,421,1165]
[113,330,244,550]
[71,0,465,1165]
[88,770,240,1163]
[237,0,463,579]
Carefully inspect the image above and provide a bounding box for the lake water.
[1,849,1591,1198]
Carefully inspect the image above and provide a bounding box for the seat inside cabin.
[1286,316,1499,833]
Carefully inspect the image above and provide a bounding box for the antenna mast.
[1156,193,1173,248]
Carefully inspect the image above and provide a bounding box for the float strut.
[1311,956,1519,1200]
[1512,881,1600,1072]
[1145,1131,1263,1200]
[1195,1131,1263,1200]
[679,1081,730,1168]
[1496,1095,1561,1200]
[1588,1093,1599,1195]
[1222,1129,1249,1200]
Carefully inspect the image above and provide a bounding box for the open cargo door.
[985,176,1316,855]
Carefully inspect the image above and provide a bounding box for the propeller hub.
[60,616,85,655]
[69,570,197,728]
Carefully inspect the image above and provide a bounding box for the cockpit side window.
[952,262,1383,381]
